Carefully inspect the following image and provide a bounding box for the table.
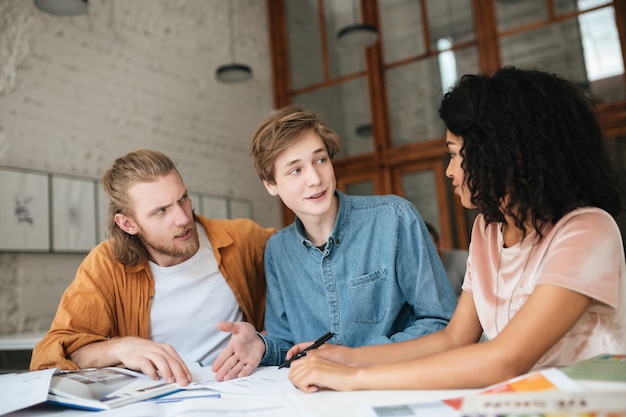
[5,377,626,417]
[5,389,475,417]
[0,333,45,351]
[292,388,475,416]
[0,332,45,374]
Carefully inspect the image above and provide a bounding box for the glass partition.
[294,77,374,158]
[501,10,624,104]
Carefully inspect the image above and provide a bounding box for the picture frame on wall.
[0,168,50,251]
[96,186,110,244]
[51,175,97,252]
[188,192,203,215]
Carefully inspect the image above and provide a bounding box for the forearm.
[352,341,520,390]
[371,317,450,346]
[349,328,456,367]
[69,338,124,368]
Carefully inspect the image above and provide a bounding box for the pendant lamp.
[216,1,252,83]
[336,0,378,48]
[34,0,87,15]
[355,123,372,137]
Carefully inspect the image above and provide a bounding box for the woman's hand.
[288,353,361,392]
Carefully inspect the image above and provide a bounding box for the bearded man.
[30,149,275,386]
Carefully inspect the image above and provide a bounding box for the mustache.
[174,223,195,237]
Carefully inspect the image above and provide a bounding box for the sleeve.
[238,220,277,331]
[537,209,623,308]
[371,204,457,344]
[215,218,275,331]
[258,241,296,366]
[30,247,117,370]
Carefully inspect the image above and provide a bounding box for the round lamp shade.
[216,63,253,83]
[35,0,87,15]
[337,24,378,48]
[355,123,372,137]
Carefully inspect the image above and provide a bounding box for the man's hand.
[211,321,265,381]
[286,342,354,366]
[69,336,192,386]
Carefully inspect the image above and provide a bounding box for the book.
[1,364,294,415]
[46,367,181,410]
[357,368,583,417]
[460,390,626,416]
[561,353,626,383]
[477,367,582,395]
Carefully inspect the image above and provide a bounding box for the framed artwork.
[96,186,110,244]
[200,195,229,219]
[229,199,253,219]
[51,176,97,252]
[189,192,203,215]
[0,168,50,251]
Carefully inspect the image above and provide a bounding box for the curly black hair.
[438,66,621,236]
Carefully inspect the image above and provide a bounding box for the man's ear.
[114,213,138,235]
[262,179,278,196]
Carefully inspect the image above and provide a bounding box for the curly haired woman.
[288,66,626,392]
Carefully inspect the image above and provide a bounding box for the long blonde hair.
[101,149,179,265]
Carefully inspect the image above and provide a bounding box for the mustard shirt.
[30,216,275,370]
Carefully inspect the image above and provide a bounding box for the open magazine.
[0,364,296,415]
[357,367,584,417]
[47,367,181,410]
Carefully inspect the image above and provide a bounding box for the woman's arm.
[289,284,591,391]
[343,291,481,366]
[285,291,480,368]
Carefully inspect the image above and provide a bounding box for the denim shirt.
[259,191,457,366]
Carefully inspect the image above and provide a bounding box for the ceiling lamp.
[336,0,378,48]
[216,1,252,83]
[355,123,372,137]
[34,0,87,15]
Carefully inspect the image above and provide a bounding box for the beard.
[137,221,200,260]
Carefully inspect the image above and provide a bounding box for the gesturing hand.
[211,321,265,381]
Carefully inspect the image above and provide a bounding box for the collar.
[295,190,349,248]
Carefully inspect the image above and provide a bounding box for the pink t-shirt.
[464,207,626,368]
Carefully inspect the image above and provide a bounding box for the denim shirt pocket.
[347,269,387,324]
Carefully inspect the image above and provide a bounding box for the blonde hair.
[101,148,179,265]
[250,104,341,184]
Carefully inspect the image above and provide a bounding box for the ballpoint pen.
[278,331,334,369]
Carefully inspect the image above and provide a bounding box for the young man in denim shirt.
[212,105,456,381]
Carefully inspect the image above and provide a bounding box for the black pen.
[278,331,334,369]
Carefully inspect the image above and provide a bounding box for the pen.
[278,331,334,369]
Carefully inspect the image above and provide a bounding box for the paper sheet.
[357,399,460,417]
[0,368,55,416]
[187,365,297,396]
[97,393,315,417]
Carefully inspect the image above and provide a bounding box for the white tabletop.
[0,332,45,351]
[6,389,474,417]
[5,376,626,417]
[292,388,475,416]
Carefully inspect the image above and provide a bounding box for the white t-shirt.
[149,223,243,366]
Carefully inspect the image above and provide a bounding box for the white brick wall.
[0,0,280,335]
